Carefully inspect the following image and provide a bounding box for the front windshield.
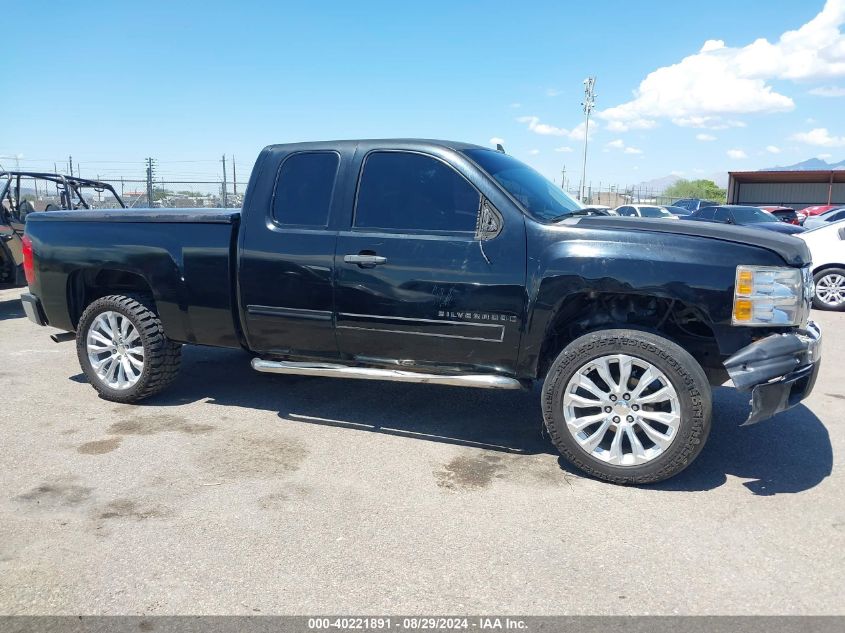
[732,206,778,223]
[640,206,673,218]
[463,149,583,221]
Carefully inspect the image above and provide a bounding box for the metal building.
[726,170,845,210]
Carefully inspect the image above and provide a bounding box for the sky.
[2,0,845,190]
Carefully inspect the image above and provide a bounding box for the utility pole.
[561,165,566,190]
[68,155,74,177]
[145,157,156,208]
[579,77,597,203]
[221,154,228,208]
[232,155,237,199]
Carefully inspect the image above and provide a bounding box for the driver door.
[334,149,526,374]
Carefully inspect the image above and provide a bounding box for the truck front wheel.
[76,294,182,403]
[542,329,712,484]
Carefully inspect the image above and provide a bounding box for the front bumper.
[724,321,822,425]
[20,292,47,326]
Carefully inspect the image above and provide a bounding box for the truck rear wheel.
[76,294,181,403]
[541,328,711,484]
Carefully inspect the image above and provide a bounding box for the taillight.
[21,235,35,285]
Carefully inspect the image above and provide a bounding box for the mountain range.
[638,157,845,194]
[762,157,845,171]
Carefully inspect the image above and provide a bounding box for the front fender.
[516,221,788,378]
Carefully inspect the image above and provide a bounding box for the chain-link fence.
[10,169,692,212]
[564,183,688,208]
[10,175,250,210]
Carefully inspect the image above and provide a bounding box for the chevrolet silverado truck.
[20,140,822,484]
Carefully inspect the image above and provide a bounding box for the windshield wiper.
[549,208,605,222]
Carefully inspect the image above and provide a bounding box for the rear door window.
[354,151,480,233]
[272,152,340,227]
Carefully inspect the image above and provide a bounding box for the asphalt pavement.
[0,285,842,615]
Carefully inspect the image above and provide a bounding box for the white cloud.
[517,115,597,140]
[605,118,657,132]
[766,145,782,153]
[673,117,747,130]
[598,0,845,130]
[696,133,717,141]
[546,88,563,97]
[727,149,748,159]
[528,149,540,155]
[489,137,505,146]
[605,139,643,155]
[809,85,845,96]
[818,153,834,159]
[790,127,845,146]
[510,102,522,109]
[554,146,573,152]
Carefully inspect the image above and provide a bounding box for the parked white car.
[613,204,680,219]
[798,219,845,311]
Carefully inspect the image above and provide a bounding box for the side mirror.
[838,227,845,240]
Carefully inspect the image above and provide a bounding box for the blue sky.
[3,0,844,189]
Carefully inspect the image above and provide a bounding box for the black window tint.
[355,152,480,232]
[697,207,716,220]
[272,152,339,226]
[713,207,730,222]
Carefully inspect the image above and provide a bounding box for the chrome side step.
[251,359,522,390]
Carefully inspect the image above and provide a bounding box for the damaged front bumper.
[724,321,822,425]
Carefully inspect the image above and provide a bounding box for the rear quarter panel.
[26,218,239,347]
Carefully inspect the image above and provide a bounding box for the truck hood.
[574,216,810,267]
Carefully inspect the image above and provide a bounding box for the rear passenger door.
[333,150,526,373]
[239,151,343,358]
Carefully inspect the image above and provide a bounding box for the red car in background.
[802,204,840,217]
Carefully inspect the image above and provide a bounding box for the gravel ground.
[0,285,842,615]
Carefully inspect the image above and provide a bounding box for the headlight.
[732,265,804,326]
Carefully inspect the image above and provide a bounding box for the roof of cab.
[263,139,489,153]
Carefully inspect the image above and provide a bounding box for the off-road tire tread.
[541,328,712,485]
[76,294,181,403]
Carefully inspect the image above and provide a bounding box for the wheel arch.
[532,291,721,383]
[812,262,845,276]
[67,268,158,329]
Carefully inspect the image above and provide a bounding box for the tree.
[664,179,726,202]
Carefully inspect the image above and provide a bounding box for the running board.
[251,359,522,389]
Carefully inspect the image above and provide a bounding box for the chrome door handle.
[344,254,386,265]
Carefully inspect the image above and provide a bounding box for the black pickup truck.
[20,139,822,484]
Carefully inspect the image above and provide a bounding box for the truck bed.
[25,208,242,348]
[31,208,240,224]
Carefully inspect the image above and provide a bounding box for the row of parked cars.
[588,199,844,311]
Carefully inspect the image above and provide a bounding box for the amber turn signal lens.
[734,299,753,321]
[736,270,754,296]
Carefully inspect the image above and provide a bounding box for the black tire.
[812,268,845,311]
[542,328,712,485]
[76,294,181,403]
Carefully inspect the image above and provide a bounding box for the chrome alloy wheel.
[562,354,681,466]
[815,273,845,307]
[86,311,144,390]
